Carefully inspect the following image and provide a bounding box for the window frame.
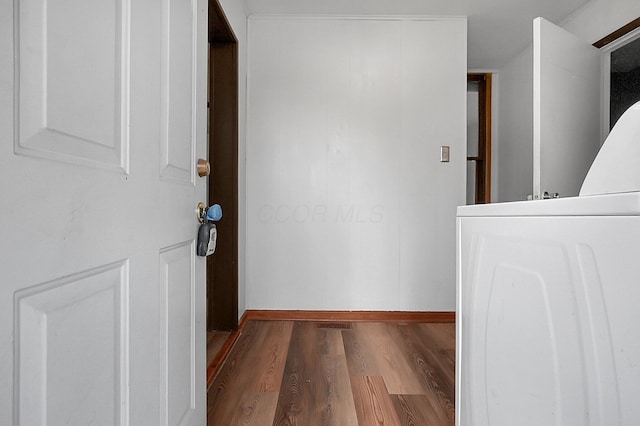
[593,18,640,140]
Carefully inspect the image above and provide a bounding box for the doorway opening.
[206,0,239,369]
[467,73,492,204]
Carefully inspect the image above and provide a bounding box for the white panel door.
[533,17,601,199]
[0,0,208,424]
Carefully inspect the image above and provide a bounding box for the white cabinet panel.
[457,215,637,425]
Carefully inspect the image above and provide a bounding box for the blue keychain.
[197,204,222,257]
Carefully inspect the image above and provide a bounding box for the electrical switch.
[440,146,450,162]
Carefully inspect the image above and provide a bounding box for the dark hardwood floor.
[207,320,455,425]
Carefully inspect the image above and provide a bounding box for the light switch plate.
[440,146,450,162]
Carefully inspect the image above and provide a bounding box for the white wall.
[494,0,640,202]
[246,17,467,311]
[495,46,534,202]
[217,0,248,319]
[562,0,640,44]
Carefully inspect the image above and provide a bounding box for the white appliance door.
[0,0,208,424]
[533,17,601,199]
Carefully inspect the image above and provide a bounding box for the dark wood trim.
[207,0,239,332]
[467,73,492,204]
[243,310,456,323]
[484,73,492,202]
[206,312,249,388]
[208,0,237,43]
[593,17,640,48]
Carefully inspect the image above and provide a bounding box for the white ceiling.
[241,0,591,69]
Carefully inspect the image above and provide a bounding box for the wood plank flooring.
[208,331,232,366]
[207,320,455,425]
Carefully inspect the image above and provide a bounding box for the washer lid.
[580,101,640,196]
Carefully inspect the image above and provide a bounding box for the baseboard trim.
[243,309,455,323]
[206,312,248,389]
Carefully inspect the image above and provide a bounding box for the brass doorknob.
[197,159,210,177]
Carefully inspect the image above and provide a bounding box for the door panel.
[16,0,127,170]
[2,0,207,424]
[533,17,601,199]
[161,0,198,184]
[15,261,128,425]
[159,242,197,426]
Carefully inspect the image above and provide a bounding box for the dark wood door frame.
[467,73,492,204]
[207,0,238,331]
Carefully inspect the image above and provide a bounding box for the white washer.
[456,102,640,426]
